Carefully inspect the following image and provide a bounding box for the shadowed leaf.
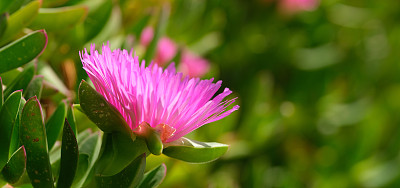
[137,164,166,188]
[57,119,78,188]
[1,146,26,184]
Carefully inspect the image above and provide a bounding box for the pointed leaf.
[0,0,41,46]
[57,120,78,188]
[3,65,34,98]
[163,137,229,163]
[95,153,146,188]
[24,75,43,99]
[78,80,133,138]
[21,97,54,188]
[0,90,22,170]
[46,100,67,150]
[72,132,102,188]
[30,6,88,31]
[137,164,166,188]
[1,146,26,184]
[0,30,47,74]
[9,97,26,156]
[66,104,77,136]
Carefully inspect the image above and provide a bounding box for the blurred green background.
[3,0,400,187]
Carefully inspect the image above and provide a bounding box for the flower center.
[154,124,176,142]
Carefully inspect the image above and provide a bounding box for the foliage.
[1,0,399,188]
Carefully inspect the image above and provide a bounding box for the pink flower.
[140,27,177,66]
[140,27,154,47]
[80,43,239,143]
[178,50,210,78]
[154,37,177,66]
[279,0,319,14]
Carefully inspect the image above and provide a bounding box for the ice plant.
[79,43,239,143]
[178,50,211,78]
[140,27,177,66]
[279,0,319,14]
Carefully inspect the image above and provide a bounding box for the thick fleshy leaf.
[0,90,22,170]
[29,6,88,31]
[0,30,47,74]
[3,65,34,98]
[84,0,112,41]
[21,97,54,188]
[95,153,146,188]
[46,100,67,150]
[72,132,102,188]
[144,6,170,63]
[78,80,133,138]
[9,97,26,156]
[163,137,229,163]
[137,164,166,188]
[0,0,41,46]
[95,133,147,176]
[66,104,77,136]
[1,146,26,184]
[57,119,78,188]
[24,75,43,99]
[0,13,7,39]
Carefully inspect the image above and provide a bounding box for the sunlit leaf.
[1,146,26,184]
[0,30,47,74]
[163,137,229,163]
[30,6,88,31]
[46,100,67,150]
[78,80,133,138]
[95,153,146,188]
[0,90,22,170]
[0,77,3,108]
[0,0,41,46]
[137,164,166,188]
[21,96,54,188]
[57,120,78,188]
[9,97,25,156]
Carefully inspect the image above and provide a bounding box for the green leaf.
[3,65,34,98]
[84,0,112,41]
[9,97,26,156]
[95,153,146,188]
[0,90,22,170]
[0,2,13,14]
[0,30,47,74]
[24,75,44,99]
[46,100,67,150]
[78,80,133,139]
[95,133,147,176]
[72,132,102,188]
[144,6,170,63]
[21,96,54,188]
[137,164,166,188]
[1,146,26,184]
[0,13,7,39]
[66,104,77,137]
[29,6,88,31]
[57,119,78,188]
[163,137,229,163]
[0,0,41,46]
